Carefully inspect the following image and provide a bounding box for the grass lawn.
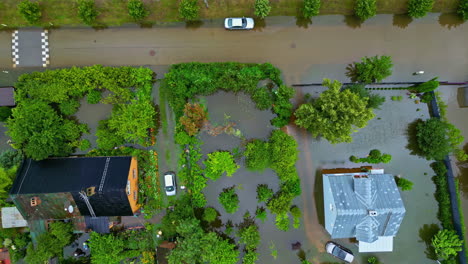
[0,0,460,28]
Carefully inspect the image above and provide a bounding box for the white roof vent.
[369,210,378,216]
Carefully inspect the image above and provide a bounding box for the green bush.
[355,0,377,21]
[350,55,393,83]
[343,84,385,109]
[86,90,102,104]
[59,100,81,116]
[127,0,149,21]
[290,206,301,229]
[421,92,435,103]
[79,139,91,151]
[416,118,463,160]
[77,0,99,25]
[391,95,403,101]
[254,0,271,19]
[18,0,41,24]
[252,88,273,110]
[255,207,267,222]
[350,149,392,164]
[412,77,439,93]
[204,151,239,181]
[408,0,434,18]
[219,187,240,214]
[96,120,125,150]
[256,184,274,203]
[0,107,12,122]
[267,191,294,215]
[238,225,260,250]
[432,161,454,229]
[396,177,414,191]
[179,0,199,21]
[175,130,192,145]
[0,150,24,169]
[302,0,321,19]
[275,213,290,231]
[245,140,271,171]
[242,250,259,264]
[459,0,468,21]
[203,207,218,223]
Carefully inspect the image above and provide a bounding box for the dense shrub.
[267,191,293,215]
[242,250,259,264]
[255,207,267,222]
[396,177,414,191]
[343,84,385,109]
[86,90,102,104]
[290,206,301,229]
[412,77,439,93]
[96,120,125,150]
[128,0,149,21]
[245,140,271,171]
[416,118,463,160]
[175,130,192,145]
[432,229,463,260]
[408,0,434,18]
[256,184,274,203]
[238,225,260,250]
[302,0,321,19]
[355,0,377,21]
[203,207,218,223]
[79,139,91,151]
[275,213,290,231]
[0,150,24,169]
[0,107,12,122]
[179,103,207,136]
[459,0,468,21]
[350,149,392,164]
[252,88,273,110]
[203,151,239,181]
[432,161,454,229]
[219,187,240,214]
[179,0,199,21]
[271,85,294,127]
[349,55,393,83]
[18,0,41,24]
[77,0,99,25]
[59,100,81,116]
[254,0,271,19]
[421,92,435,103]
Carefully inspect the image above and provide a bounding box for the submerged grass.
[0,0,460,28]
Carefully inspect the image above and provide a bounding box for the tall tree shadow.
[314,169,325,227]
[393,14,413,29]
[345,63,358,83]
[418,223,440,260]
[405,118,426,158]
[343,15,362,29]
[438,13,464,30]
[185,20,204,30]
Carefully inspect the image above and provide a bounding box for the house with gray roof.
[322,168,406,252]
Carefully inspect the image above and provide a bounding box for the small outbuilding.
[0,87,15,107]
[1,207,27,229]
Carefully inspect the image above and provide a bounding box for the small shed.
[0,87,15,107]
[1,207,27,229]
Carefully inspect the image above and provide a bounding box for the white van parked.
[164,172,177,196]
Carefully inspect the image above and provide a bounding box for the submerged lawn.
[0,0,460,28]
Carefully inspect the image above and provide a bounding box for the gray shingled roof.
[323,173,406,243]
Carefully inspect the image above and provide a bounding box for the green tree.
[349,55,393,83]
[204,151,239,181]
[416,118,463,160]
[18,0,41,24]
[256,184,274,203]
[242,250,259,264]
[0,150,23,169]
[96,119,126,150]
[350,149,392,164]
[127,0,149,21]
[255,207,267,222]
[203,207,218,223]
[179,0,199,21]
[267,191,293,215]
[412,77,439,93]
[302,0,321,19]
[252,88,273,110]
[254,0,271,19]
[355,0,377,21]
[219,187,240,214]
[432,229,463,260]
[275,213,290,231]
[245,140,271,172]
[294,79,375,144]
[396,177,414,191]
[290,206,302,229]
[238,225,260,251]
[459,0,468,21]
[0,107,12,122]
[0,166,17,205]
[79,139,91,151]
[77,0,99,25]
[6,100,87,160]
[89,232,139,264]
[343,84,385,109]
[59,100,81,116]
[86,90,102,104]
[408,0,434,18]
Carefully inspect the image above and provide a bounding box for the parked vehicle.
[224,17,254,30]
[325,241,354,263]
[164,171,177,196]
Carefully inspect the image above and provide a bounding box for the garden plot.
[290,88,440,263]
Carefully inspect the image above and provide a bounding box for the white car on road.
[224,17,254,30]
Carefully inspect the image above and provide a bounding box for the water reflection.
[343,15,362,29]
[393,14,413,29]
[296,16,312,29]
[456,143,468,198]
[418,223,440,260]
[253,18,266,32]
[439,13,464,29]
[185,20,204,30]
[139,21,154,28]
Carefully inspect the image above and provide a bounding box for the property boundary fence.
[430,91,467,264]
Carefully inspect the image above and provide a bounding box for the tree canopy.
[432,229,463,260]
[89,232,139,264]
[294,79,375,144]
[416,118,463,160]
[203,151,239,180]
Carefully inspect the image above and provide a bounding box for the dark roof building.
[0,87,15,107]
[9,156,140,233]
